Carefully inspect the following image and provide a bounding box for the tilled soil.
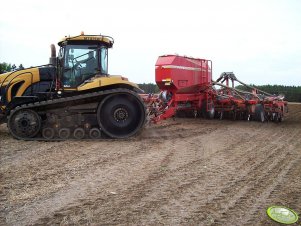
[0,103,301,225]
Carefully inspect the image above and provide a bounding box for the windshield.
[62,44,108,87]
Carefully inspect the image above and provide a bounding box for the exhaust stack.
[49,44,57,66]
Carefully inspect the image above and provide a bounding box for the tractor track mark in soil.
[34,127,288,225]
[31,131,236,224]
[211,144,299,225]
[4,141,167,225]
[32,139,207,224]
[160,127,299,224]
[258,154,301,225]
[2,141,152,204]
[243,153,301,225]
[157,124,301,224]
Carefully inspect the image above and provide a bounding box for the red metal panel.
[155,55,212,93]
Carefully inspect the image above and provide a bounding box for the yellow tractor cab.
[57,33,113,89]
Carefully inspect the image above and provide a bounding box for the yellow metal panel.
[0,68,40,102]
[58,34,113,46]
[77,76,139,91]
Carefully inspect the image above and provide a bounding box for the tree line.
[236,84,301,102]
[138,83,160,94]
[138,83,301,102]
[0,62,24,74]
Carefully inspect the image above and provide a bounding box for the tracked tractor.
[0,33,146,140]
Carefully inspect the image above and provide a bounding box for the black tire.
[255,104,265,122]
[97,93,146,138]
[8,109,41,139]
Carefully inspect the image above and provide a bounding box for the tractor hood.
[0,66,56,87]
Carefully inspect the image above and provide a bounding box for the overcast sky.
[0,0,300,85]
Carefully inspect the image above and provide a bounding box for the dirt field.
[1,103,300,225]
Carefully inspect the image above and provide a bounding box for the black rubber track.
[7,88,146,141]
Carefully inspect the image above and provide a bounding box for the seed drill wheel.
[8,109,41,139]
[97,93,145,138]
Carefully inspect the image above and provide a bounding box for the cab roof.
[58,33,114,47]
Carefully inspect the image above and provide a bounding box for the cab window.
[100,47,108,75]
[63,45,98,87]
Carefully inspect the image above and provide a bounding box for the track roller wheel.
[58,128,70,139]
[89,128,101,139]
[8,109,41,139]
[97,93,145,138]
[73,128,85,139]
[42,127,55,140]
